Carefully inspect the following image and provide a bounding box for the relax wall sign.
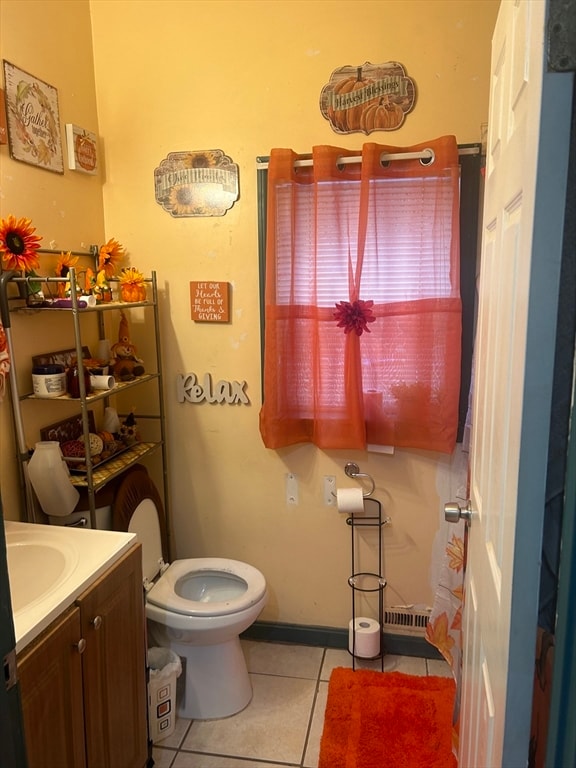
[177,373,249,405]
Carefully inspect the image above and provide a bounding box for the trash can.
[147,647,182,742]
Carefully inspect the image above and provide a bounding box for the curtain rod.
[256,145,479,170]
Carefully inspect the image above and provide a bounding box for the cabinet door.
[18,606,86,768]
[79,544,148,768]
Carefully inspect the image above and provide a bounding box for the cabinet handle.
[74,638,87,654]
[91,615,103,630]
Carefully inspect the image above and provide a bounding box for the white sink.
[4,521,136,652]
[6,528,79,613]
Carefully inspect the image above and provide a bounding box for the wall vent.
[383,608,430,636]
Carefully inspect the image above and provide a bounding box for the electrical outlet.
[323,475,336,505]
[286,473,298,505]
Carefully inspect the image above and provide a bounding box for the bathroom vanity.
[5,522,148,768]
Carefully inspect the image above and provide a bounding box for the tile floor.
[151,640,452,768]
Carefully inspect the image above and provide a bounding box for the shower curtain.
[427,358,474,753]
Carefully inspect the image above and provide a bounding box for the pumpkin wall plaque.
[65,123,98,174]
[320,61,416,135]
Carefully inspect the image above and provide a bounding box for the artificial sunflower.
[55,251,79,278]
[98,238,125,279]
[119,267,147,302]
[54,251,79,298]
[0,215,42,272]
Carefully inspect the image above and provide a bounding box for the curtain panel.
[259,136,462,453]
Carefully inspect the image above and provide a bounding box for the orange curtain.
[259,136,461,452]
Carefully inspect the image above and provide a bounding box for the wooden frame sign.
[2,60,64,173]
[190,281,230,322]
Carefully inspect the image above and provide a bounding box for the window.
[258,139,481,453]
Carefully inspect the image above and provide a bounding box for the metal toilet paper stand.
[344,461,391,670]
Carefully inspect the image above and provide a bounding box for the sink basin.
[6,529,79,614]
[4,520,136,653]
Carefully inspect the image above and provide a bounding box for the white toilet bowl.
[112,466,267,720]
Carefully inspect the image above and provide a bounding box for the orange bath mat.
[319,667,457,768]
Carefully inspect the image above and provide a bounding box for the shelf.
[348,572,387,592]
[1,266,170,539]
[12,298,156,314]
[69,442,162,491]
[20,373,160,404]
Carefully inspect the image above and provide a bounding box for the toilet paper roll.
[336,487,364,516]
[90,374,116,390]
[348,617,381,658]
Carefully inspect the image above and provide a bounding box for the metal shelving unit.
[0,262,169,543]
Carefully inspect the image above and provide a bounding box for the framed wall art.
[320,61,417,135]
[0,89,7,145]
[2,60,64,173]
[154,149,239,217]
[65,123,98,174]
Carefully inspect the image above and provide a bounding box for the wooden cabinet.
[17,545,148,768]
[80,544,148,768]
[17,606,86,768]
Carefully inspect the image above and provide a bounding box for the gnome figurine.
[119,410,139,445]
[110,311,145,381]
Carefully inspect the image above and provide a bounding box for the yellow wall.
[1,0,500,629]
[0,0,105,519]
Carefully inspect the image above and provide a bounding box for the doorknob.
[444,500,472,523]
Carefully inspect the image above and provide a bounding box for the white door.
[456,1,573,766]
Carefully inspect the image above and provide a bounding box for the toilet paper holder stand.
[346,492,389,670]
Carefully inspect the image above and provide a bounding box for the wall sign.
[2,60,63,173]
[154,149,239,217]
[176,373,249,405]
[0,89,7,145]
[320,61,416,135]
[190,281,230,322]
[65,123,98,174]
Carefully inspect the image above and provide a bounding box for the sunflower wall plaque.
[154,150,239,217]
[2,60,64,173]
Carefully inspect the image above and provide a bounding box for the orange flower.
[55,251,79,298]
[55,251,79,277]
[119,266,145,287]
[0,215,42,272]
[98,238,125,279]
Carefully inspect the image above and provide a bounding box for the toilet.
[112,465,267,720]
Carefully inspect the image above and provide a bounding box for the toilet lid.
[129,498,164,583]
[146,558,267,616]
[111,465,168,583]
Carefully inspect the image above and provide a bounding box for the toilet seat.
[146,558,267,616]
[111,465,266,616]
